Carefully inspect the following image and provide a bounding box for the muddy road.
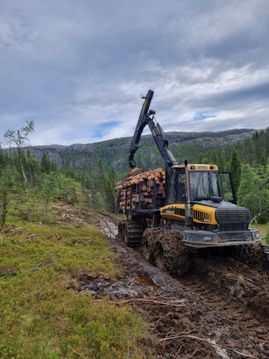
[87,213,269,359]
[54,205,269,358]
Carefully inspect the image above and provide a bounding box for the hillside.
[24,128,255,171]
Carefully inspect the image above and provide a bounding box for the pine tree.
[230,150,241,193]
[217,150,226,172]
[41,153,52,173]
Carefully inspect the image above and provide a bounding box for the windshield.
[189,171,221,201]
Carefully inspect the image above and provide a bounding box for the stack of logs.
[116,167,165,212]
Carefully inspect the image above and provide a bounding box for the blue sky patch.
[193,112,216,121]
[90,120,122,140]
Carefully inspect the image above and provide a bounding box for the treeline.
[71,162,117,213]
[0,122,117,229]
[1,121,268,226]
[0,149,81,227]
[0,152,117,228]
[200,128,269,224]
[200,127,269,170]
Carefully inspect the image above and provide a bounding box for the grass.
[0,205,148,358]
[251,223,269,239]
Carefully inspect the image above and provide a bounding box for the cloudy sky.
[0,0,268,145]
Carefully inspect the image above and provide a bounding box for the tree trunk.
[17,146,28,188]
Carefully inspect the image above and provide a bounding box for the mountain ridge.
[8,128,257,171]
[27,128,256,149]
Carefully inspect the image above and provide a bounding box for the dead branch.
[116,297,185,307]
[159,333,256,358]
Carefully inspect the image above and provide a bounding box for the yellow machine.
[159,163,260,248]
[118,90,261,249]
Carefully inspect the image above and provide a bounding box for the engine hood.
[193,200,237,209]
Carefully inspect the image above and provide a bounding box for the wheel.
[142,230,166,269]
[118,220,143,247]
[142,227,193,276]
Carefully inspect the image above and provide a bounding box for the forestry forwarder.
[117,90,261,255]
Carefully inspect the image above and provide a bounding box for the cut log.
[116,168,166,212]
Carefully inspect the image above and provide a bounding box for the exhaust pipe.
[184,160,192,227]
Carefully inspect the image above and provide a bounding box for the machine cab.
[165,164,236,205]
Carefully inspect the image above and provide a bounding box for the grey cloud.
[0,0,268,145]
[193,81,269,108]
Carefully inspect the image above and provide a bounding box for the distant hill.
[22,128,256,172]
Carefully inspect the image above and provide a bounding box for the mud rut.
[89,213,269,358]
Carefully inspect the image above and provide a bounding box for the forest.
[0,122,268,235]
[202,127,269,225]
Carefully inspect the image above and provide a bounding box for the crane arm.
[128,90,154,169]
[128,89,178,169]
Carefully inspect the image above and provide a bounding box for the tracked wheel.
[118,220,143,247]
[142,227,194,276]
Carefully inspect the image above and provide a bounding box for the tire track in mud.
[180,277,269,347]
[87,212,269,358]
[179,256,269,353]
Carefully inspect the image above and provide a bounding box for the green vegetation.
[201,128,269,224]
[78,161,117,213]
[0,122,114,223]
[251,223,269,237]
[0,213,147,358]
[0,122,149,358]
[4,121,35,188]
[199,128,269,170]
[238,165,269,224]
[251,223,269,244]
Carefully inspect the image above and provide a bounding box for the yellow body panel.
[192,204,217,225]
[160,203,217,225]
[160,203,185,221]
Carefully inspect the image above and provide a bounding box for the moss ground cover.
[0,208,147,358]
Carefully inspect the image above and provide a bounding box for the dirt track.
[53,205,269,358]
[90,213,269,359]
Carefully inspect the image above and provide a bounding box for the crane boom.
[128,89,178,169]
